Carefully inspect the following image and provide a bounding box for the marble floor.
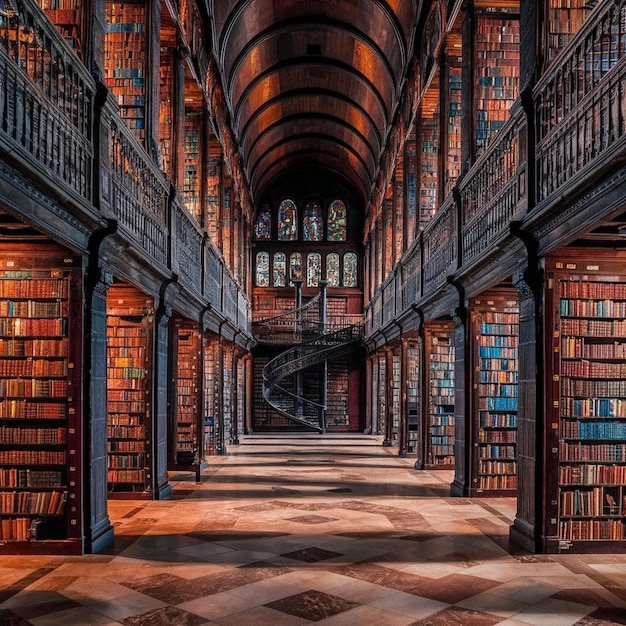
[1,434,626,625]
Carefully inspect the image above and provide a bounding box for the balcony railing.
[534,0,626,204]
[0,0,94,201]
[422,194,457,293]
[460,106,527,266]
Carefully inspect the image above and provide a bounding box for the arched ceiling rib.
[210,0,418,206]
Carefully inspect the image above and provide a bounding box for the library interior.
[1,0,626,623]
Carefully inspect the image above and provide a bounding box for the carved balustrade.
[460,107,526,266]
[172,193,203,295]
[0,0,94,200]
[534,0,626,203]
[107,107,169,267]
[422,195,457,293]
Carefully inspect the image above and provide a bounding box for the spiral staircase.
[252,291,363,432]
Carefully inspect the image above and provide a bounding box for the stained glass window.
[277,199,298,240]
[307,253,322,287]
[303,201,323,241]
[254,204,271,239]
[273,252,286,287]
[255,251,270,287]
[290,252,303,283]
[327,253,340,287]
[327,199,347,241]
[343,252,357,287]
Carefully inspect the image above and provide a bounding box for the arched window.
[255,252,270,287]
[343,252,357,287]
[273,252,286,287]
[327,199,347,241]
[307,253,322,287]
[303,201,323,241]
[254,204,271,239]
[290,252,303,283]
[277,199,298,240]
[326,253,340,287]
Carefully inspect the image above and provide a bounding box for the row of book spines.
[560,464,626,485]
[0,517,33,541]
[560,281,626,299]
[0,469,63,488]
[560,443,626,462]
[562,378,626,397]
[0,427,66,445]
[561,339,626,360]
[561,318,626,336]
[479,383,517,397]
[561,487,624,516]
[108,454,147,468]
[561,398,626,418]
[430,437,454,446]
[0,319,66,336]
[107,469,146,483]
[478,323,517,335]
[479,475,517,490]
[0,402,66,419]
[559,520,625,541]
[108,440,145,452]
[107,326,145,338]
[562,422,626,439]
[0,451,65,464]
[108,425,145,439]
[0,280,67,298]
[108,378,146,391]
[561,361,626,378]
[479,370,518,383]
[480,398,518,411]
[479,347,518,358]
[430,447,454,456]
[0,490,66,515]
[560,299,626,318]
[479,459,516,475]
[478,445,516,459]
[108,366,147,380]
[480,311,519,324]
[0,380,67,397]
[0,301,67,317]
[479,431,516,443]
[480,413,517,428]
[0,361,67,376]
[0,339,67,357]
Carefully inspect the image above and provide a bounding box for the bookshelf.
[104,0,147,144]
[184,117,201,222]
[471,292,519,496]
[474,11,520,155]
[445,36,462,197]
[425,322,455,467]
[0,247,82,553]
[159,51,173,178]
[406,341,421,458]
[547,255,626,550]
[419,112,439,231]
[546,0,588,66]
[106,284,153,497]
[169,318,204,479]
[38,0,82,53]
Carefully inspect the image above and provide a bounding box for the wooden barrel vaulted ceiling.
[209,0,420,206]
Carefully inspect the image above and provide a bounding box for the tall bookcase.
[406,341,421,457]
[474,9,520,155]
[470,292,519,496]
[546,254,626,551]
[104,0,147,144]
[168,318,203,479]
[425,321,455,468]
[106,284,153,497]
[0,246,82,553]
[445,33,462,198]
[184,116,201,222]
